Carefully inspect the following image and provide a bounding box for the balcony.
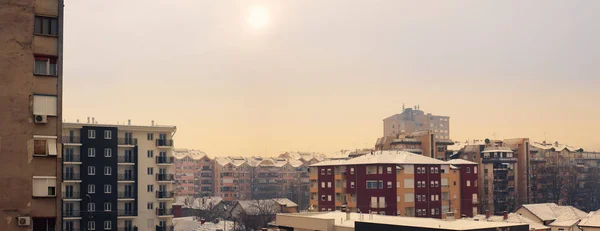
[63,172,81,181]
[156,156,174,165]
[63,229,81,231]
[62,191,81,200]
[118,138,138,146]
[63,136,81,145]
[156,191,174,199]
[530,157,546,163]
[62,210,81,218]
[156,226,174,231]
[117,227,138,231]
[118,191,135,200]
[156,174,175,182]
[118,174,135,182]
[482,157,518,163]
[156,208,173,217]
[118,210,137,217]
[155,139,174,148]
[64,154,81,163]
[118,155,136,164]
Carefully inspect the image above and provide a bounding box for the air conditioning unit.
[17,217,31,226]
[34,114,48,124]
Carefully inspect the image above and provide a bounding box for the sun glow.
[247,5,269,29]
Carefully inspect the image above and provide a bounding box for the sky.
[63,0,600,156]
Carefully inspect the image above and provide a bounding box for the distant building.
[375,130,454,160]
[309,151,478,219]
[173,149,212,197]
[274,211,529,231]
[383,107,450,140]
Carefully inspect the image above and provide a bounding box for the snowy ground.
[173,217,234,231]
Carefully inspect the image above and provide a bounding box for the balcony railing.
[118,138,138,146]
[118,174,135,181]
[63,136,81,143]
[62,210,81,217]
[117,227,138,231]
[156,208,173,216]
[118,210,137,216]
[63,172,81,181]
[63,229,81,231]
[156,174,174,181]
[118,191,135,199]
[156,156,174,164]
[156,226,174,231]
[64,154,81,162]
[118,155,135,164]
[62,191,80,199]
[482,157,518,163]
[156,191,174,199]
[156,139,174,147]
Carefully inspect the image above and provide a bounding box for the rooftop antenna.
[402,103,405,111]
[544,132,547,143]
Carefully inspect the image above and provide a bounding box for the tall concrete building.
[383,107,450,140]
[375,130,455,160]
[0,1,64,230]
[62,122,176,231]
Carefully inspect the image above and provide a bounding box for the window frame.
[88,221,95,230]
[104,148,112,157]
[104,166,111,175]
[104,184,111,193]
[88,148,95,157]
[88,166,95,175]
[104,130,112,139]
[33,56,58,76]
[104,220,112,230]
[88,184,95,193]
[34,16,58,36]
[88,130,96,139]
[88,202,95,212]
[104,202,111,211]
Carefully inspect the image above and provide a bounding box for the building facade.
[309,151,478,219]
[0,0,64,230]
[375,130,454,160]
[383,107,450,140]
[173,149,212,197]
[62,122,176,231]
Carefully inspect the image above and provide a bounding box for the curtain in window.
[34,60,47,74]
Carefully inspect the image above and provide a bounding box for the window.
[405,207,415,216]
[417,181,422,188]
[430,167,434,173]
[416,167,421,174]
[404,193,415,202]
[88,130,96,139]
[327,168,332,175]
[371,197,378,208]
[88,148,96,157]
[474,166,478,174]
[34,16,58,36]
[104,202,111,211]
[350,167,354,174]
[321,169,325,175]
[321,195,326,201]
[397,181,400,188]
[387,167,392,174]
[88,221,96,230]
[88,202,95,211]
[366,166,377,174]
[431,181,434,187]
[104,184,111,193]
[397,196,401,202]
[378,180,383,189]
[321,182,325,188]
[435,181,439,187]
[441,178,449,187]
[431,195,435,201]
[148,133,154,140]
[88,184,95,193]
[32,177,56,197]
[417,195,421,202]
[387,181,392,188]
[404,179,414,188]
[147,167,153,175]
[104,148,112,157]
[33,95,58,116]
[466,180,471,187]
[435,167,439,174]
[328,195,332,201]
[366,180,378,189]
[327,182,332,188]
[104,130,112,139]
[351,181,355,188]
[379,197,386,208]
[88,166,95,175]
[147,150,154,158]
[466,167,471,173]
[147,185,154,192]
[148,202,154,210]
[442,192,450,200]
[378,166,383,174]
[104,221,112,230]
[104,166,111,175]
[33,137,58,156]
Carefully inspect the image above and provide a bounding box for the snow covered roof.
[278,151,326,161]
[447,140,486,151]
[482,146,513,153]
[579,210,600,228]
[272,198,298,208]
[446,159,477,165]
[311,150,448,167]
[176,196,224,210]
[173,149,208,160]
[530,142,581,152]
[519,203,587,227]
[466,214,549,230]
[173,217,234,231]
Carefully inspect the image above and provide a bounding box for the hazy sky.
[63,0,600,156]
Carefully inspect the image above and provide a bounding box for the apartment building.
[309,151,478,219]
[62,121,176,231]
[0,1,64,230]
[375,130,455,160]
[213,156,253,201]
[173,149,212,197]
[383,106,450,140]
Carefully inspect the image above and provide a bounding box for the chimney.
[503,211,508,220]
[87,117,90,123]
[152,120,155,126]
[485,210,490,219]
[76,119,79,123]
[346,210,350,221]
[91,117,95,124]
[128,119,131,125]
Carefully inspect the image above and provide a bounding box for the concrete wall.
[275,214,335,231]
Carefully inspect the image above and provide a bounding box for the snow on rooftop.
[311,150,448,167]
[173,217,234,231]
[579,210,600,228]
[465,214,549,230]
[530,142,580,152]
[520,203,588,226]
[176,197,224,210]
[280,211,525,230]
[446,159,477,165]
[447,140,486,151]
[174,149,208,160]
[272,198,298,208]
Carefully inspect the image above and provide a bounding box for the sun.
[247,5,269,29]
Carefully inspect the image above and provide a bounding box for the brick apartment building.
[173,149,212,197]
[1,1,64,230]
[309,151,478,219]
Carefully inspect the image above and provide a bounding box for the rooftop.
[465,214,549,230]
[173,216,233,231]
[446,159,477,165]
[579,210,600,228]
[63,121,176,131]
[518,203,587,227]
[311,150,449,167]
[278,211,525,230]
[173,149,208,160]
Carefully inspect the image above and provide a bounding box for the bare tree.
[536,151,578,204]
[233,200,279,231]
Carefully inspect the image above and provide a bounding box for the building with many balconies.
[173,149,212,197]
[62,121,176,231]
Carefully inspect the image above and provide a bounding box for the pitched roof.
[466,213,549,230]
[175,196,224,210]
[272,198,298,208]
[173,149,208,160]
[579,210,600,227]
[446,159,477,165]
[311,150,448,167]
[520,203,587,227]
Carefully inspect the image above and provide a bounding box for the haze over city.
[62,0,600,156]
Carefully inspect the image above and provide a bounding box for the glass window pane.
[49,63,57,75]
[34,17,42,34]
[42,18,50,34]
[34,60,47,74]
[50,18,58,35]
